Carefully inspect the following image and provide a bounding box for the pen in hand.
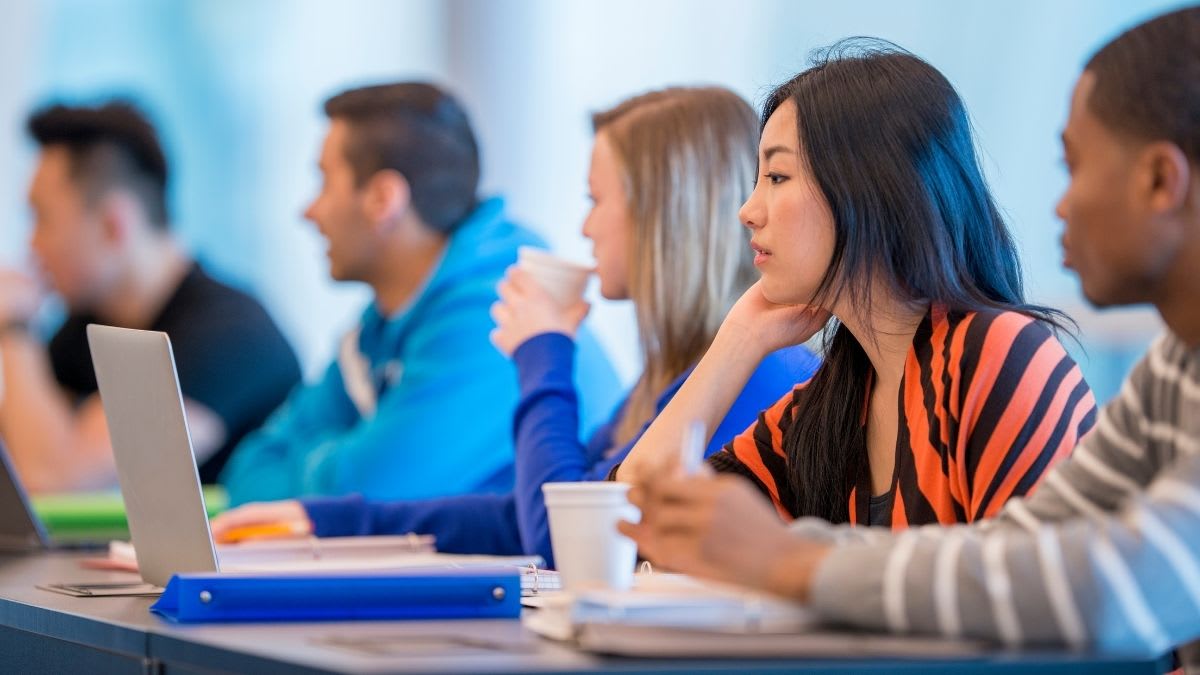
[679,420,706,476]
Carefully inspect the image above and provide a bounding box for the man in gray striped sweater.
[622,6,1200,663]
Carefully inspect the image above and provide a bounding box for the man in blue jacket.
[221,82,619,505]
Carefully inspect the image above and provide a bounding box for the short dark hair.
[27,101,170,228]
[1085,6,1200,165]
[323,82,480,234]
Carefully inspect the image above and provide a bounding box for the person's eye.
[762,172,788,185]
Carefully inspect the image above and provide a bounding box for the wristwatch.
[0,320,30,339]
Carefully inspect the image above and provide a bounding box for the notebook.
[103,535,436,571]
[31,485,229,543]
[522,572,816,642]
[521,573,989,658]
[571,624,988,659]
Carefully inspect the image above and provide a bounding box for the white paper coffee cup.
[543,482,640,590]
[517,246,593,308]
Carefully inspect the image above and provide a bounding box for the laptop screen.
[0,440,48,552]
[87,324,219,585]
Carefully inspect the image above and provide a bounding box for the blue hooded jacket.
[221,198,622,505]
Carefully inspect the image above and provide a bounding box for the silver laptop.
[87,325,455,587]
[0,440,49,552]
[87,324,220,585]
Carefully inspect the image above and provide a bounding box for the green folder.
[32,485,228,541]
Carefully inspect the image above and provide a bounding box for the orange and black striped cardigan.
[709,306,1098,528]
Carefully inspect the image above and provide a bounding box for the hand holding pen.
[621,418,822,591]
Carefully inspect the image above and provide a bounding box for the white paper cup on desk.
[516,246,593,308]
[543,482,640,591]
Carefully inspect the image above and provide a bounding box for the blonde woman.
[211,87,819,565]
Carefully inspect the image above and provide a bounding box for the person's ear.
[96,190,141,247]
[362,169,411,231]
[1141,141,1191,216]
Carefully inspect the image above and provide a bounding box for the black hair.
[1085,6,1200,165]
[27,100,169,227]
[324,82,480,234]
[765,39,1069,522]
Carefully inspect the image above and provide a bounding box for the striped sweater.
[711,307,1097,527]
[808,331,1200,658]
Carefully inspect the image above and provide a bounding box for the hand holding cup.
[489,247,593,357]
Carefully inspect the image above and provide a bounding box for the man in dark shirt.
[0,101,300,489]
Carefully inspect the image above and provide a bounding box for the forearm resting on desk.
[808,453,1200,653]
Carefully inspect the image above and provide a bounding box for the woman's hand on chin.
[717,281,831,357]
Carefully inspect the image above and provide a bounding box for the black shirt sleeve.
[45,264,302,484]
[150,265,302,482]
[47,315,101,401]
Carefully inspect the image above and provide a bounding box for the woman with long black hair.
[618,41,1096,530]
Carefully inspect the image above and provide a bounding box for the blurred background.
[0,0,1176,403]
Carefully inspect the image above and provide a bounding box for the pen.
[216,521,308,544]
[680,420,706,476]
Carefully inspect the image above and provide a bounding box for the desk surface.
[0,552,1171,674]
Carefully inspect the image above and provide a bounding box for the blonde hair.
[593,87,759,447]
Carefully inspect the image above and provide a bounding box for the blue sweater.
[303,332,820,566]
[221,198,622,505]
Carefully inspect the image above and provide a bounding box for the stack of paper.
[522,573,988,658]
[104,534,437,571]
[522,573,816,642]
[99,538,550,595]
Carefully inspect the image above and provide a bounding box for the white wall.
[0,3,43,266]
[0,0,1178,400]
[177,0,451,376]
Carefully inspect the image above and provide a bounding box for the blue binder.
[150,567,521,623]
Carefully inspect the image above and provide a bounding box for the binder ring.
[527,563,541,594]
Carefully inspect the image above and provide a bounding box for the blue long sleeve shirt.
[303,332,820,566]
[220,198,622,505]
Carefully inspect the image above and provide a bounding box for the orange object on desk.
[216,522,307,544]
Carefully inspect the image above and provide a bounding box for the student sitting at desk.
[0,101,300,491]
[616,42,1096,529]
[218,82,621,506]
[212,87,820,565]
[625,11,1200,664]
